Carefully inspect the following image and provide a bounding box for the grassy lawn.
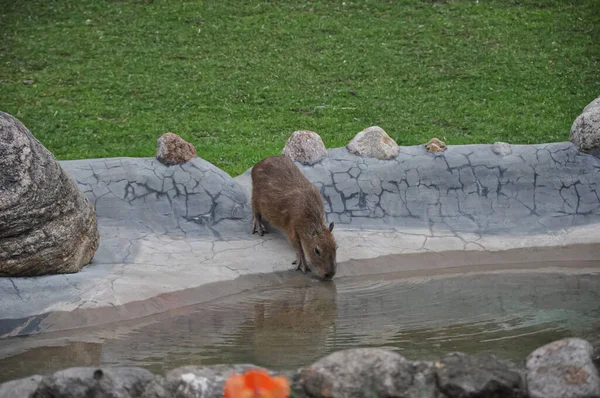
[1,0,598,176]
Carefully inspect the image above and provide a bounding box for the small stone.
[347,126,399,160]
[297,348,437,398]
[34,367,154,398]
[23,80,34,85]
[0,375,42,397]
[424,137,447,153]
[492,141,512,156]
[282,130,327,165]
[570,98,600,155]
[156,133,197,166]
[526,338,600,398]
[435,352,527,398]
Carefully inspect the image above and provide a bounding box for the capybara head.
[305,222,337,280]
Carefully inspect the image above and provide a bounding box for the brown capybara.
[251,155,337,280]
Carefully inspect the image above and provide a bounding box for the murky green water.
[1,268,599,383]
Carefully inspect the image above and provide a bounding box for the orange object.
[223,369,290,398]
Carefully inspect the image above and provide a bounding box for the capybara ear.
[329,222,334,232]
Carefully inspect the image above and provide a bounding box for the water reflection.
[232,281,337,368]
[0,341,102,382]
[0,270,599,382]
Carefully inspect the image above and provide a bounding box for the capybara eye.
[314,247,321,256]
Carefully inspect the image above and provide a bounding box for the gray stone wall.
[61,157,250,239]
[240,142,600,235]
[61,142,600,239]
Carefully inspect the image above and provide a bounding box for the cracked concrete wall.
[238,142,600,235]
[62,141,600,240]
[60,157,251,239]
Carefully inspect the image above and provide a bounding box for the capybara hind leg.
[252,213,266,236]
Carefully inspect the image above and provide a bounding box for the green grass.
[1,0,598,176]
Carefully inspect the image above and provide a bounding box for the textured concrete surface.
[62,157,250,239]
[238,142,600,234]
[1,142,600,337]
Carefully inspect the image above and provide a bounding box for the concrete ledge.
[1,142,600,337]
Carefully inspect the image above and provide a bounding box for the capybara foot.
[295,261,310,274]
[252,218,266,236]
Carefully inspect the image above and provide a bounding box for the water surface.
[1,265,599,382]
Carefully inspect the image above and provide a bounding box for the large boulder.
[0,111,99,276]
[570,96,600,154]
[526,338,600,398]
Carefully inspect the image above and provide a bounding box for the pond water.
[1,264,599,383]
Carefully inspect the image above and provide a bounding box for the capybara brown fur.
[251,155,337,280]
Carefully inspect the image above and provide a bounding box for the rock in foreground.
[0,375,42,398]
[435,352,527,398]
[296,348,438,398]
[142,364,272,398]
[526,338,600,398]
[1,338,599,398]
[34,367,154,398]
[0,111,99,277]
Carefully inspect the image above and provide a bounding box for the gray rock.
[296,348,439,398]
[156,132,197,166]
[0,375,42,398]
[570,99,600,154]
[347,126,399,159]
[282,130,328,164]
[33,367,154,398]
[492,141,512,156]
[142,364,273,398]
[435,352,527,398]
[583,96,600,114]
[526,338,600,398]
[0,111,99,277]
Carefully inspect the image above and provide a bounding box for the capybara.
[251,155,337,280]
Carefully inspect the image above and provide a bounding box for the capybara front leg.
[291,235,309,274]
[252,213,266,236]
